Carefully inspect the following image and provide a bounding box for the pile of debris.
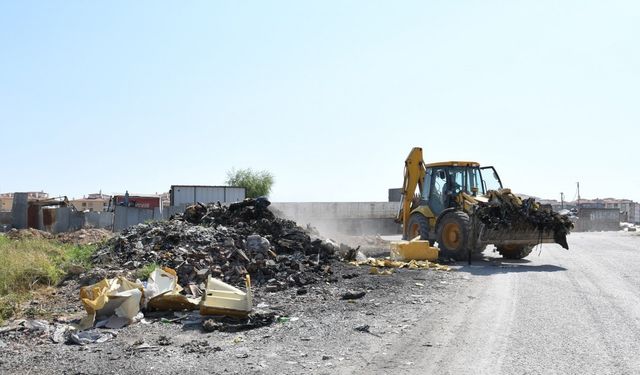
[93,198,345,290]
[56,228,113,245]
[4,228,112,245]
[5,228,54,241]
[476,189,574,249]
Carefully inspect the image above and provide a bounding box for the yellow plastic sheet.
[79,277,144,330]
[145,267,200,311]
[350,257,451,272]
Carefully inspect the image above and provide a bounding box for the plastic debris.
[200,275,252,317]
[145,267,201,311]
[352,258,451,272]
[79,277,144,330]
[51,324,72,344]
[390,239,439,261]
[68,329,116,345]
[24,319,50,333]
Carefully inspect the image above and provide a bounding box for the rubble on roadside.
[92,198,342,291]
[201,311,276,333]
[349,257,451,272]
[0,198,463,350]
[620,222,638,232]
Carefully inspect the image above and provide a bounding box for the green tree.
[225,168,274,198]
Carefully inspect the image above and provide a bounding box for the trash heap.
[475,189,574,249]
[93,198,342,290]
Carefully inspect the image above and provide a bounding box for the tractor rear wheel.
[497,244,534,259]
[437,211,471,260]
[406,213,430,242]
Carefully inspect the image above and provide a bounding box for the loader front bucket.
[478,226,569,250]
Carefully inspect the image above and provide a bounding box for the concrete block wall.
[84,212,114,229]
[272,202,400,220]
[271,202,401,236]
[11,193,28,229]
[49,207,85,234]
[113,206,158,232]
[573,208,620,232]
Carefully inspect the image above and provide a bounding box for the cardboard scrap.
[351,258,451,272]
[145,267,200,311]
[200,275,253,317]
[79,277,144,330]
[78,267,251,331]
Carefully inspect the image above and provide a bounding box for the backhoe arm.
[397,147,426,238]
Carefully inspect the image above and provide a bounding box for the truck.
[397,147,572,260]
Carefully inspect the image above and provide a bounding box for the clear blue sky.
[1,1,638,202]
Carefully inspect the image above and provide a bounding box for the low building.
[0,194,12,212]
[0,191,50,212]
[574,198,639,224]
[69,193,111,212]
[111,193,162,210]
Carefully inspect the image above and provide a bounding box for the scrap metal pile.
[92,198,343,290]
[475,189,574,249]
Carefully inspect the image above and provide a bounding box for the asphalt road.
[356,231,640,375]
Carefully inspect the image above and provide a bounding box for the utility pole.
[561,192,564,210]
[577,182,581,208]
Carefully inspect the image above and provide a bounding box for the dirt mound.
[93,198,345,290]
[5,228,53,241]
[56,229,113,245]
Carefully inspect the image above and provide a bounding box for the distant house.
[0,191,50,212]
[111,193,162,210]
[69,193,111,212]
[578,198,639,224]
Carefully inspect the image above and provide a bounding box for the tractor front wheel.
[406,213,430,242]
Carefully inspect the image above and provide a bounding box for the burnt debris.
[93,198,343,289]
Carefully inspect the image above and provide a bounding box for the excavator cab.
[423,163,502,215]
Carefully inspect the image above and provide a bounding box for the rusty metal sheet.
[43,208,57,232]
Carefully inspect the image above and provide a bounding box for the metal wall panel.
[195,187,225,204]
[574,208,620,232]
[172,186,196,206]
[224,187,246,202]
[171,186,246,205]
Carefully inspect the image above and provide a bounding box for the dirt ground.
[9,231,635,374]
[0,240,459,375]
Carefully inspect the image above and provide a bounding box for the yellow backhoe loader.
[397,147,572,260]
